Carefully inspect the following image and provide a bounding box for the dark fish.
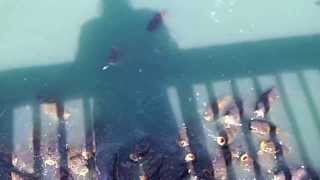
[147,11,166,32]
[252,87,279,119]
[315,0,320,6]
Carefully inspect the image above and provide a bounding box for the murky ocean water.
[1,0,320,179]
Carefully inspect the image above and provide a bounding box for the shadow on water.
[32,102,42,178]
[229,83,264,180]
[174,84,214,177]
[250,79,293,179]
[56,100,70,179]
[275,74,320,179]
[73,0,180,143]
[205,85,237,179]
[0,0,320,178]
[0,105,13,179]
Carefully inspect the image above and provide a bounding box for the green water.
[1,0,320,179]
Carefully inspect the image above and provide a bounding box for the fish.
[252,87,279,120]
[147,11,167,32]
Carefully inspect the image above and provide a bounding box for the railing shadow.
[175,83,213,178]
[205,84,237,180]
[275,74,320,179]
[251,78,292,179]
[297,72,320,136]
[229,81,264,180]
[56,100,70,179]
[32,102,42,179]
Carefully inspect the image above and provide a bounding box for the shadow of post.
[32,102,42,179]
[275,74,320,179]
[229,81,264,180]
[83,97,96,178]
[0,104,13,179]
[56,100,70,179]
[175,83,214,177]
[297,72,320,135]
